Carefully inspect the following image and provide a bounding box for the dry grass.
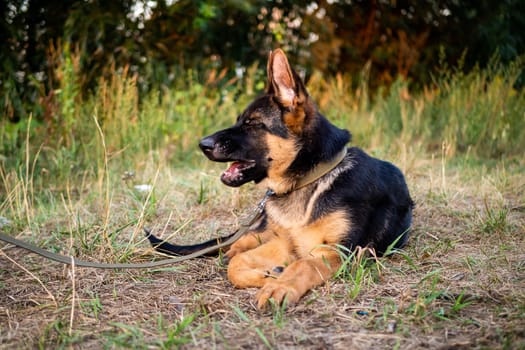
[1,153,524,350]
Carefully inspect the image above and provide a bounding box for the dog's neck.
[294,147,347,191]
[267,147,347,196]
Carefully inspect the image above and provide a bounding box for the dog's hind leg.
[225,229,276,259]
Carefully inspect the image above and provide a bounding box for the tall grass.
[307,56,525,159]
[0,48,523,234]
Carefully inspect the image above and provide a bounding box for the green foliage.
[38,318,84,349]
[427,55,525,158]
[79,294,103,320]
[103,314,195,348]
[479,198,510,235]
[2,0,524,122]
[268,297,288,328]
[308,55,525,159]
[334,245,382,300]
[154,313,196,348]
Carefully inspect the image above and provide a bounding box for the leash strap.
[0,146,347,269]
[0,190,273,269]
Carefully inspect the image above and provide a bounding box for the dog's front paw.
[256,280,300,309]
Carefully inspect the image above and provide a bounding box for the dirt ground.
[1,162,524,349]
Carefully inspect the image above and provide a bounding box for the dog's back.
[333,147,413,254]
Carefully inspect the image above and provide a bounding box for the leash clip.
[257,189,275,213]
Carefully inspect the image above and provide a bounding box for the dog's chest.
[265,185,324,230]
[264,185,350,258]
[264,157,353,233]
[266,196,310,229]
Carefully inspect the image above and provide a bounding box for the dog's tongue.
[222,162,243,180]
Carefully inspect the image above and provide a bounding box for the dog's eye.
[243,118,261,127]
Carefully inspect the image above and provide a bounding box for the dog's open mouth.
[221,160,256,186]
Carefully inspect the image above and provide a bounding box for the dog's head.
[199,49,350,192]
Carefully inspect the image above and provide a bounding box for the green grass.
[0,49,524,349]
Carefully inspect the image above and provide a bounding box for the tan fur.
[265,188,311,229]
[225,229,275,259]
[266,156,355,229]
[255,250,342,308]
[228,235,295,288]
[271,49,309,134]
[227,207,350,307]
[262,133,300,194]
[289,210,350,258]
[283,109,305,135]
[228,153,355,307]
[268,49,296,107]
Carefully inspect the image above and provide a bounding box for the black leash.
[0,190,274,269]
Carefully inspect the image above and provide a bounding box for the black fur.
[325,148,413,254]
[145,229,235,257]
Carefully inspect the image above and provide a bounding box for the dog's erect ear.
[267,49,305,107]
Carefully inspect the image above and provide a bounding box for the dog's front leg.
[225,229,276,259]
[227,236,295,288]
[255,250,342,308]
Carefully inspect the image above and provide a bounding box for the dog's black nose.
[199,136,215,153]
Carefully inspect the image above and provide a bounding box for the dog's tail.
[144,228,234,257]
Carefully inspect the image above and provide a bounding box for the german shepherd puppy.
[148,49,413,308]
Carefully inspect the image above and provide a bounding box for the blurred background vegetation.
[0,0,524,183]
[2,0,524,121]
